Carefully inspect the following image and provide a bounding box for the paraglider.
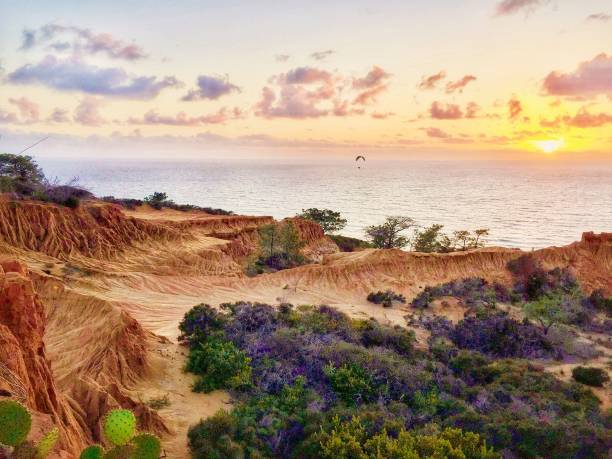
[355,155,366,169]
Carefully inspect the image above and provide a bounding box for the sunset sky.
[1,0,611,159]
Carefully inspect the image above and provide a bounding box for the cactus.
[102,410,136,447]
[80,445,105,459]
[35,427,59,458]
[0,400,32,446]
[131,433,161,459]
[102,445,133,459]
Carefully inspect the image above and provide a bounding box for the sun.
[534,139,565,154]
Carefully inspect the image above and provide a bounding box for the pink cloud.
[8,97,39,121]
[352,66,391,105]
[430,101,463,119]
[445,75,477,93]
[495,0,547,16]
[418,71,446,90]
[74,96,105,126]
[542,53,612,97]
[425,127,451,139]
[370,111,395,119]
[508,97,523,119]
[129,107,243,126]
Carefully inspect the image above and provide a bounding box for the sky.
[0,0,611,160]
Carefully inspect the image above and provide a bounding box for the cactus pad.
[102,409,136,446]
[131,433,161,459]
[79,445,105,459]
[102,445,133,459]
[0,400,32,446]
[35,427,59,458]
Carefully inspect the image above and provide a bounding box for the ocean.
[38,158,612,250]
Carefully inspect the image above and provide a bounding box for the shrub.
[329,234,373,252]
[188,410,243,459]
[186,336,252,393]
[411,278,506,309]
[247,221,307,274]
[178,303,226,345]
[366,290,406,308]
[571,366,610,387]
[587,289,612,314]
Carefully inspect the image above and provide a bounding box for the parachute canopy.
[355,155,366,162]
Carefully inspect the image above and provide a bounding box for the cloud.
[285,67,333,84]
[74,96,105,126]
[310,49,335,61]
[424,127,451,139]
[508,97,523,119]
[48,108,70,123]
[445,75,477,93]
[430,101,463,119]
[8,97,40,121]
[541,107,612,128]
[275,54,290,62]
[494,0,547,16]
[586,13,611,22]
[128,107,243,125]
[182,75,240,101]
[542,53,612,97]
[256,65,389,118]
[371,111,395,119]
[352,66,391,105]
[8,55,180,99]
[418,71,446,90]
[0,110,18,124]
[20,24,146,60]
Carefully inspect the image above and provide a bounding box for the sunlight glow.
[534,139,565,154]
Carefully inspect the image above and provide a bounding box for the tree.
[0,154,45,184]
[297,208,347,234]
[473,228,490,248]
[412,224,449,252]
[452,230,472,251]
[523,293,569,335]
[144,191,170,210]
[364,216,416,249]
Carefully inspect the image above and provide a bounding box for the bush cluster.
[102,193,233,214]
[411,277,509,309]
[181,302,610,458]
[572,366,610,387]
[366,290,406,308]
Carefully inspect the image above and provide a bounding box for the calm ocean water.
[38,158,612,250]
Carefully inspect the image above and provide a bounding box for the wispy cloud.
[182,75,240,101]
[352,66,391,105]
[8,97,40,121]
[430,101,463,119]
[541,107,612,128]
[128,107,243,125]
[508,96,523,119]
[275,54,290,63]
[48,108,70,123]
[20,24,146,60]
[542,53,612,97]
[586,13,611,22]
[494,0,547,16]
[8,56,180,99]
[74,96,106,126]
[310,49,335,61]
[418,71,446,90]
[445,75,477,93]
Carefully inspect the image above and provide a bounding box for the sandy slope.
[1,200,610,457]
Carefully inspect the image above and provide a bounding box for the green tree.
[523,292,571,334]
[473,228,490,248]
[364,216,416,249]
[258,223,282,259]
[412,224,452,252]
[297,208,347,234]
[144,191,171,210]
[279,220,304,259]
[0,154,45,183]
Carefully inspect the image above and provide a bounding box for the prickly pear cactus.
[131,433,161,459]
[79,445,105,459]
[35,427,59,458]
[102,444,133,459]
[102,409,136,446]
[0,400,32,446]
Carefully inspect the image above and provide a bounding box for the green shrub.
[329,234,373,252]
[324,363,376,405]
[144,191,171,210]
[188,410,243,459]
[571,366,610,387]
[186,336,252,393]
[297,208,347,234]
